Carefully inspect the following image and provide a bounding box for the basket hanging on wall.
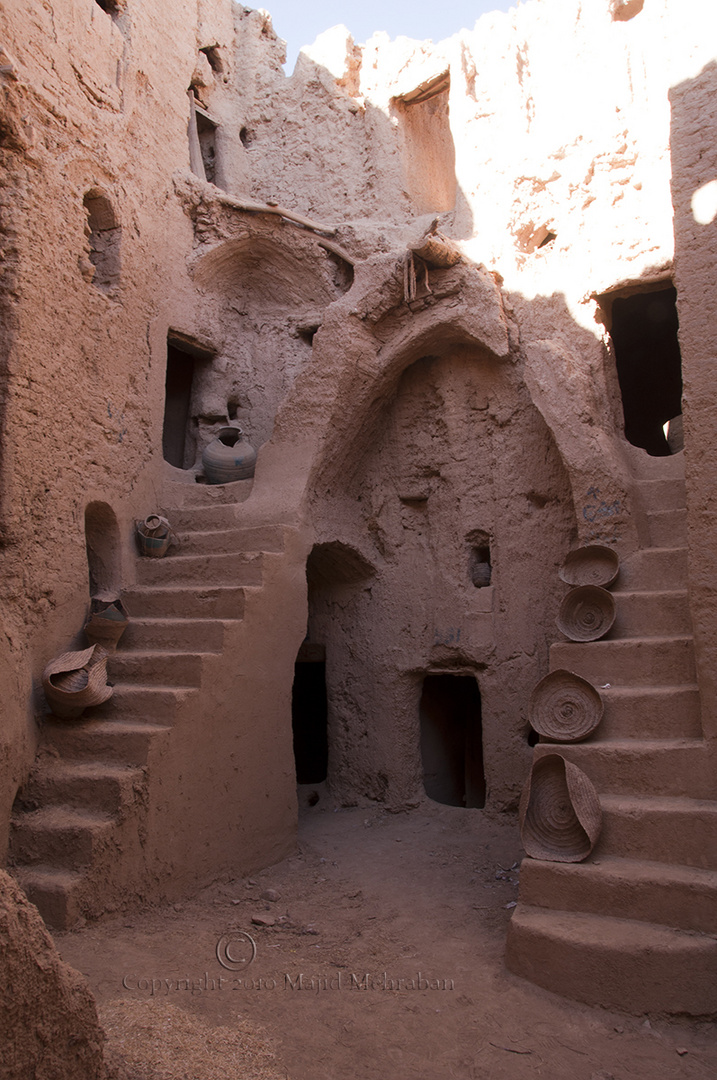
[557,585,616,642]
[84,596,129,653]
[42,645,113,719]
[519,753,602,862]
[135,515,175,558]
[559,544,620,589]
[529,669,603,742]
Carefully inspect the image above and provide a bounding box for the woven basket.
[559,545,619,588]
[42,645,113,719]
[519,753,602,862]
[136,515,174,558]
[530,669,603,742]
[557,585,616,642]
[84,596,129,652]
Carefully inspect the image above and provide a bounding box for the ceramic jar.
[202,426,257,485]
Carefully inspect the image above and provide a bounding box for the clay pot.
[529,669,603,742]
[84,596,129,653]
[202,427,257,485]
[519,753,602,863]
[42,645,113,719]
[557,586,616,642]
[559,545,619,588]
[136,514,174,558]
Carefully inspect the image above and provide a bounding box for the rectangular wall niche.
[162,333,214,469]
[420,674,485,808]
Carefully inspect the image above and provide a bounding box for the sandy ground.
[56,791,717,1080]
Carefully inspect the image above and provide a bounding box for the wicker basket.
[84,596,129,652]
[136,515,175,558]
[519,753,602,862]
[529,669,603,742]
[42,645,113,719]
[559,545,619,588]
[557,585,616,642]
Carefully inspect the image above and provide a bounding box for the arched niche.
[84,502,121,598]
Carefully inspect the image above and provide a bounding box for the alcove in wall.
[85,502,121,598]
[83,191,121,293]
[162,332,215,469]
[420,673,485,807]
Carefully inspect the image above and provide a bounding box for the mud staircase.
[9,492,285,929]
[507,469,717,1015]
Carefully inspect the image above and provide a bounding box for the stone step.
[122,618,227,652]
[505,904,717,1015]
[616,548,687,591]
[123,585,246,620]
[11,865,84,930]
[108,650,209,687]
[17,761,145,816]
[135,552,263,587]
[533,740,714,798]
[175,525,285,556]
[41,718,171,765]
[610,590,691,637]
[158,504,240,530]
[92,684,194,723]
[550,636,696,686]
[643,508,687,548]
[517,856,717,935]
[634,477,686,513]
[598,793,717,869]
[10,807,115,869]
[161,481,252,512]
[597,685,702,740]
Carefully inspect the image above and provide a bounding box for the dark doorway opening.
[420,673,485,807]
[163,344,195,468]
[292,654,328,784]
[609,285,682,456]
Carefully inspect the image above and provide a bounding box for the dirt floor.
[55,790,717,1080]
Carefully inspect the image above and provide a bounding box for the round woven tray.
[519,753,602,862]
[530,669,603,742]
[559,545,619,588]
[557,585,616,642]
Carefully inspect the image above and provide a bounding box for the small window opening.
[85,502,121,598]
[95,0,122,13]
[608,285,682,456]
[298,325,319,346]
[195,107,218,184]
[292,653,328,784]
[83,192,121,292]
[467,531,492,587]
[200,46,223,74]
[420,674,485,808]
[240,126,254,148]
[325,250,354,293]
[163,334,214,469]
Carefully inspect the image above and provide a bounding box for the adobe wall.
[0,0,714,898]
[671,60,717,739]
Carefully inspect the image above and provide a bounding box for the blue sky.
[261,1,519,71]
